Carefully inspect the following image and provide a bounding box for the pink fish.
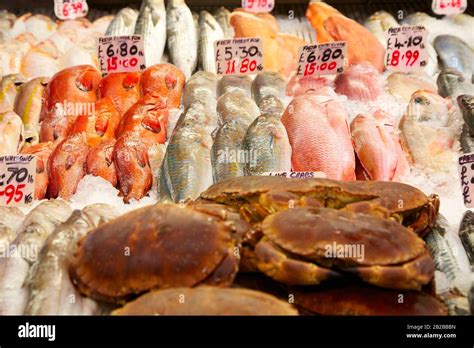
[335,63,385,100]
[286,74,334,97]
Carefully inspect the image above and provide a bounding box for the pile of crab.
[69,176,448,315]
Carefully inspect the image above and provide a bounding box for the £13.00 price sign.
[296,42,347,77]
[98,35,146,74]
[242,0,275,13]
[0,155,36,206]
[215,38,264,76]
[432,0,467,16]
[385,26,428,73]
[54,0,88,20]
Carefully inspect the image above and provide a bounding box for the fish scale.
[198,11,224,73]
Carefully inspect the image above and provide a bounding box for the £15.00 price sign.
[432,0,467,16]
[296,42,347,77]
[98,35,146,74]
[54,0,88,20]
[215,38,264,76]
[385,26,428,73]
[242,0,275,13]
[0,155,36,206]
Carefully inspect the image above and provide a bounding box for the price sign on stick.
[98,35,146,74]
[242,0,275,13]
[296,42,347,77]
[432,0,467,16]
[54,0,88,20]
[458,153,474,208]
[0,155,36,206]
[215,38,264,76]
[385,26,428,73]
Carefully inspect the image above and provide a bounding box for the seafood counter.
[0,0,473,316]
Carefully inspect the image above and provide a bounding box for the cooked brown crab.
[253,207,434,290]
[199,176,439,237]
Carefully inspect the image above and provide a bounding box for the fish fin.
[141,113,162,133]
[123,73,140,90]
[65,154,77,170]
[134,147,148,168]
[95,113,109,136]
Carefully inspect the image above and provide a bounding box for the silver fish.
[175,102,218,134]
[434,35,474,81]
[244,114,292,175]
[251,72,286,106]
[437,69,474,99]
[458,95,474,135]
[26,204,118,315]
[258,95,284,116]
[135,0,167,66]
[183,71,219,112]
[167,0,198,79]
[148,142,165,194]
[105,8,138,36]
[218,75,252,97]
[198,11,224,73]
[217,90,260,127]
[213,7,233,39]
[0,207,24,253]
[0,200,72,315]
[459,210,474,271]
[364,11,399,46]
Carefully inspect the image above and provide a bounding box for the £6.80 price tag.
[242,0,275,13]
[98,35,146,74]
[458,153,474,208]
[296,42,346,77]
[215,38,264,76]
[0,155,36,206]
[432,0,467,16]
[385,26,428,73]
[54,0,88,20]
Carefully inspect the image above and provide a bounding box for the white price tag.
[385,26,428,73]
[215,38,264,76]
[242,0,275,13]
[262,171,327,179]
[432,0,467,16]
[296,42,346,77]
[54,0,88,20]
[98,36,146,74]
[458,153,474,208]
[0,155,36,206]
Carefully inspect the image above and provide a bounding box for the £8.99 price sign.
[0,155,36,206]
[54,0,88,20]
[214,38,264,76]
[296,42,347,77]
[242,0,275,13]
[98,35,146,74]
[432,0,467,15]
[385,26,428,73]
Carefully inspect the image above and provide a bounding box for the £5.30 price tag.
[54,0,88,20]
[0,155,36,206]
[296,42,347,77]
[432,0,467,16]
[242,0,275,13]
[385,26,428,73]
[98,35,146,74]
[458,153,474,208]
[215,38,264,76]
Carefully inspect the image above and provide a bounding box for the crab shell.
[254,207,434,290]
[69,204,242,303]
[199,176,439,237]
[112,286,298,315]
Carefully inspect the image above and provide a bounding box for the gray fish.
[148,142,165,194]
[0,200,72,315]
[461,125,474,153]
[183,71,219,113]
[105,8,138,36]
[434,35,474,82]
[258,95,284,116]
[218,75,252,97]
[458,95,474,135]
[217,90,260,126]
[244,114,292,175]
[211,119,247,182]
[167,0,198,79]
[459,210,474,271]
[198,11,224,73]
[213,7,233,39]
[0,207,24,254]
[175,102,217,133]
[252,72,286,106]
[437,69,474,99]
[26,204,118,315]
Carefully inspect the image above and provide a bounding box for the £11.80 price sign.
[432,0,467,15]
[98,35,146,74]
[0,155,36,206]
[54,0,88,20]
[242,0,275,13]
[214,38,264,76]
[296,42,347,77]
[385,26,428,73]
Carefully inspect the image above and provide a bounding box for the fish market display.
[334,63,385,101]
[251,72,286,107]
[217,90,259,126]
[198,11,224,73]
[183,71,218,112]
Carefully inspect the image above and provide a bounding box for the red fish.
[335,63,385,100]
[86,139,117,187]
[140,64,185,109]
[99,72,141,117]
[20,141,54,200]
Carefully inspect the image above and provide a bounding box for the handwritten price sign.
[215,38,264,76]
[0,155,36,206]
[242,0,275,13]
[458,153,474,208]
[296,42,347,77]
[385,26,428,73]
[54,0,88,20]
[98,35,146,74]
[432,0,467,15]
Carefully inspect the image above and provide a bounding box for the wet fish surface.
[198,11,224,73]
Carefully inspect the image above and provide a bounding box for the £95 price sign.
[54,0,88,20]
[432,0,467,16]
[242,0,275,13]
[0,155,36,206]
[98,35,146,74]
[296,42,347,77]
[385,26,428,73]
[215,38,264,76]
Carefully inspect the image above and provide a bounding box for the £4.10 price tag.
[98,35,146,74]
[0,155,36,206]
[296,42,347,77]
[54,0,88,20]
[215,38,264,76]
[458,153,474,208]
[432,0,467,16]
[242,0,275,13]
[385,26,428,73]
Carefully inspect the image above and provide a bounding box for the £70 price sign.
[0,155,36,206]
[296,42,346,77]
[432,0,467,15]
[242,0,275,13]
[54,0,88,20]
[385,26,428,73]
[98,35,146,74]
[214,38,264,76]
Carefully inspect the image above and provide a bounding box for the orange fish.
[86,139,117,187]
[140,64,185,109]
[335,63,386,100]
[113,131,152,202]
[99,72,141,117]
[48,133,88,199]
[20,141,54,200]
[40,65,101,143]
[233,8,280,32]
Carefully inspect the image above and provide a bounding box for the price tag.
[215,38,264,76]
[242,0,275,13]
[262,171,327,179]
[0,155,36,206]
[432,0,467,16]
[296,42,347,77]
[458,153,474,208]
[385,26,428,73]
[98,35,146,74]
[54,0,88,20]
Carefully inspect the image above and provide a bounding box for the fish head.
[407,90,453,126]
